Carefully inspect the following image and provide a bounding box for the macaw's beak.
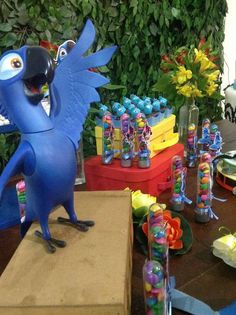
[23,46,55,105]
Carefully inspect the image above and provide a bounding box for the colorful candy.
[16,180,26,222]
[102,112,114,164]
[170,155,191,211]
[120,113,134,167]
[135,113,151,168]
[195,153,218,222]
[143,260,167,315]
[186,123,197,167]
[148,204,168,267]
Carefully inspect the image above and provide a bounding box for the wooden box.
[0,191,133,315]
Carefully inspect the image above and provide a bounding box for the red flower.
[40,40,58,54]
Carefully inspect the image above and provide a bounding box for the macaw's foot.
[57,217,95,232]
[34,230,66,254]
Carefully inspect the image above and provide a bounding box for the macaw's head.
[0,46,55,133]
[0,46,54,105]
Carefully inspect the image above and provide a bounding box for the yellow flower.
[125,188,156,218]
[206,70,220,82]
[206,81,218,96]
[172,66,192,84]
[194,48,216,72]
[191,85,203,97]
[176,84,193,97]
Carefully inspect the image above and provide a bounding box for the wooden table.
[0,119,236,314]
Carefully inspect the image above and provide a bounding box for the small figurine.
[0,19,117,253]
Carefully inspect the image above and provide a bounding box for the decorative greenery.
[153,39,224,119]
[0,0,228,158]
[0,132,20,172]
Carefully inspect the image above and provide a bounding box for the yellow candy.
[145,282,152,292]
[138,122,145,127]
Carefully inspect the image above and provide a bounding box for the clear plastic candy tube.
[135,113,151,168]
[102,112,114,164]
[143,260,167,315]
[186,123,197,168]
[120,113,134,167]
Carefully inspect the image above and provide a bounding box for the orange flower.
[142,210,183,250]
[163,210,183,249]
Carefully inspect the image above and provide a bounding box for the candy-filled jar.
[102,112,114,165]
[170,155,191,211]
[195,161,213,222]
[148,204,168,268]
[120,113,134,167]
[143,260,167,315]
[134,113,152,168]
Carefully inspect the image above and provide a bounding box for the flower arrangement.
[153,39,223,113]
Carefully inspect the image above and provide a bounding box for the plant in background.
[153,39,224,119]
[0,133,20,173]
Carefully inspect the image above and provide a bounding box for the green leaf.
[171,7,180,18]
[0,23,12,32]
[103,84,125,90]
[149,22,158,36]
[1,33,17,47]
[107,7,118,17]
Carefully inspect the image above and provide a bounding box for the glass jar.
[178,98,199,153]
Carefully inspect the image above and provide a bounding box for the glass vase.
[178,98,199,154]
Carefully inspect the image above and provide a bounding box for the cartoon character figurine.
[0,19,117,253]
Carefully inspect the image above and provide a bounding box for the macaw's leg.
[58,196,95,232]
[35,212,66,253]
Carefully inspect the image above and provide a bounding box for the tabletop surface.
[0,119,236,315]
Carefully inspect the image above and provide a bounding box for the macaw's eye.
[11,57,22,69]
[0,52,24,80]
[59,48,67,59]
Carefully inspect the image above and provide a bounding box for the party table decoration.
[170,155,192,211]
[135,113,152,168]
[102,111,115,165]
[137,209,193,256]
[143,260,167,315]
[120,113,134,167]
[153,39,223,151]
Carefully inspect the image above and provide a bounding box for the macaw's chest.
[21,130,77,177]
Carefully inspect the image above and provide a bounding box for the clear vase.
[178,98,199,153]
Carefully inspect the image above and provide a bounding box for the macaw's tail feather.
[49,19,117,148]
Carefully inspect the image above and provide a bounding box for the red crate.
[84,143,184,196]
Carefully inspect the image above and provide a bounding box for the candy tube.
[102,112,114,165]
[16,180,26,222]
[198,118,211,155]
[143,260,167,315]
[195,160,215,223]
[148,204,168,269]
[170,155,191,211]
[120,113,134,167]
[135,113,151,168]
[186,123,197,167]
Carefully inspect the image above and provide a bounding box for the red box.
[84,143,184,196]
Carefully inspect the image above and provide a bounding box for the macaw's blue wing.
[0,99,18,132]
[49,19,117,148]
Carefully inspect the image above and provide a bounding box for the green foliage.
[0,133,20,172]
[0,0,227,157]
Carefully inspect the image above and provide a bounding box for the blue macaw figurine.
[0,19,117,253]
